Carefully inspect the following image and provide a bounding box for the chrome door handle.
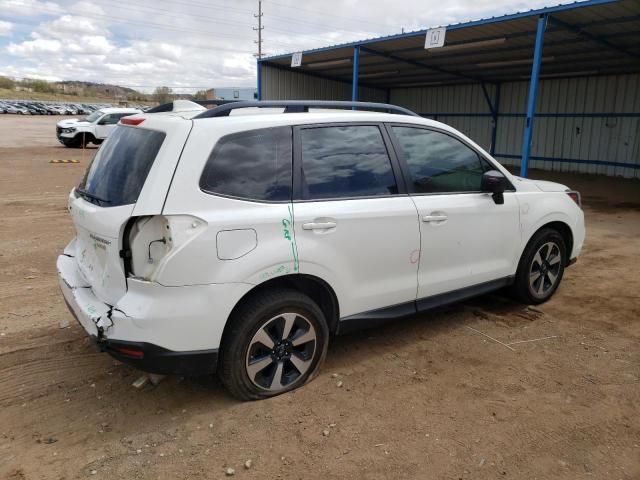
[302,221,337,230]
[422,215,448,222]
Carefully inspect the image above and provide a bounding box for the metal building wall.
[390,83,496,151]
[260,64,638,179]
[390,74,640,179]
[261,64,386,103]
[496,74,639,179]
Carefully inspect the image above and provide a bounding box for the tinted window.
[392,127,485,193]
[300,126,397,200]
[100,114,117,125]
[200,127,292,201]
[101,113,131,124]
[79,126,165,207]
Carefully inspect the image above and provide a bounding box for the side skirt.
[336,276,513,335]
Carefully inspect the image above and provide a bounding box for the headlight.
[62,127,76,133]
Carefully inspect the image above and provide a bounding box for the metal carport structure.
[258,0,640,178]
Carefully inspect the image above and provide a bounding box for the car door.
[292,123,420,321]
[386,124,521,302]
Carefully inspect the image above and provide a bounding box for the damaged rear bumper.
[100,339,218,376]
[56,252,229,376]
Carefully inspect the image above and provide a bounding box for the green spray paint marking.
[282,205,299,272]
[259,264,290,280]
[282,218,292,241]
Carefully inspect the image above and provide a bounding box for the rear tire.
[219,289,329,401]
[511,228,566,304]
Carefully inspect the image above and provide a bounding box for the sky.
[0,0,572,93]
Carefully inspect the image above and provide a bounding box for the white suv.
[57,100,585,400]
[56,107,142,148]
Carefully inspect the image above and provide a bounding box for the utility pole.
[253,1,264,59]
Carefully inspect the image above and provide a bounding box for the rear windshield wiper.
[76,187,111,205]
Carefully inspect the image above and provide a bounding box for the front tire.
[219,289,329,401]
[511,228,566,304]
[67,133,93,148]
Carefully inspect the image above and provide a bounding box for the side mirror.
[481,170,507,205]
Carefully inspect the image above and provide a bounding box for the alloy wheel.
[529,241,562,298]
[245,312,317,391]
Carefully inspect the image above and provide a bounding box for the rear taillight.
[125,215,206,281]
[117,347,144,358]
[120,117,145,126]
[566,190,582,208]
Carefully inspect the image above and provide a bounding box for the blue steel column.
[490,83,501,156]
[351,46,360,102]
[256,59,262,100]
[520,14,547,177]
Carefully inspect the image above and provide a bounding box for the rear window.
[200,126,292,202]
[78,126,165,207]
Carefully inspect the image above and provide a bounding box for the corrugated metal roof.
[262,0,639,87]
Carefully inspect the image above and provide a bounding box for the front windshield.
[84,110,103,122]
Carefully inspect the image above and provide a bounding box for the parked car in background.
[4,103,29,114]
[56,106,142,147]
[56,100,585,400]
[20,102,46,114]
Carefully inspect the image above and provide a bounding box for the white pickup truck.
[56,107,141,148]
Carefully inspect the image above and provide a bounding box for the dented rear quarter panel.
[158,118,302,287]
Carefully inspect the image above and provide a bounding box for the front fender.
[517,191,585,259]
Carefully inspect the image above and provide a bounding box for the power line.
[91,0,342,46]
[86,0,382,44]
[267,0,391,30]
[159,0,390,32]
[6,18,258,54]
[6,2,257,44]
[8,0,384,54]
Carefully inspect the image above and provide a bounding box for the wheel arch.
[524,220,574,266]
[221,274,341,346]
[75,131,97,143]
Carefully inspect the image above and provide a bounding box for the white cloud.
[7,38,62,55]
[0,21,14,37]
[66,35,114,55]
[1,0,62,16]
[43,14,109,38]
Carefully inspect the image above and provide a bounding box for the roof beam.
[261,60,382,91]
[302,31,637,77]
[365,15,640,59]
[359,46,489,85]
[548,15,640,60]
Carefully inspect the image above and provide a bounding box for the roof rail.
[192,100,419,119]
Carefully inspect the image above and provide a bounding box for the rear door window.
[78,126,165,207]
[200,126,292,202]
[299,125,397,200]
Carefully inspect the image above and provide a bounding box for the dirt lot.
[1,115,639,480]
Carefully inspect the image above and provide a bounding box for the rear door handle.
[302,221,337,230]
[422,214,448,223]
